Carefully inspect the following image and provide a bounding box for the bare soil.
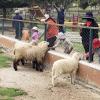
[0,63,100,100]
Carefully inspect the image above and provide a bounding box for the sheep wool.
[13,41,49,71]
[34,41,49,71]
[13,42,36,71]
[52,52,80,87]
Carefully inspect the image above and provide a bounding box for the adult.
[80,12,99,61]
[12,10,24,39]
[54,4,65,33]
[45,14,59,47]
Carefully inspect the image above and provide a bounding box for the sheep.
[13,41,49,71]
[34,41,49,71]
[52,52,81,87]
[13,41,35,65]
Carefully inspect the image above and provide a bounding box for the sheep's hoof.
[13,66,17,71]
[13,62,17,71]
[36,67,39,71]
[40,68,43,72]
[32,65,36,69]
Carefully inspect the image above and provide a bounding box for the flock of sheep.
[13,40,81,87]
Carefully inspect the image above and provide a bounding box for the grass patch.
[0,87,27,100]
[0,54,12,68]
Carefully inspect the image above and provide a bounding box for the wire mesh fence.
[0,18,100,64]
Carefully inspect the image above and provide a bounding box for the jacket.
[45,17,59,39]
[12,14,24,29]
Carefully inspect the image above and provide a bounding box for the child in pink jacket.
[31,26,40,44]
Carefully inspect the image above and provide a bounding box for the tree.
[79,0,98,9]
[0,0,34,18]
[35,0,76,10]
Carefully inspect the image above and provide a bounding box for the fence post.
[89,28,93,63]
[2,18,4,35]
[44,23,47,41]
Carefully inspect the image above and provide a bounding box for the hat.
[82,12,94,20]
[15,10,20,14]
[44,14,49,20]
[32,26,38,31]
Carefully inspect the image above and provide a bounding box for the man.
[12,10,24,39]
[54,4,65,33]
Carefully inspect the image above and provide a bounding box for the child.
[31,26,40,44]
[52,32,73,54]
[22,28,30,42]
[93,38,100,63]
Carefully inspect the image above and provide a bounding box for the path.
[0,65,100,100]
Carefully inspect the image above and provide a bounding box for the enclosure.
[0,17,100,100]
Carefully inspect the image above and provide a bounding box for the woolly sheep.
[13,41,49,71]
[34,41,49,71]
[13,41,35,64]
[52,52,80,87]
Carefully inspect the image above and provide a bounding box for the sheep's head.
[38,41,49,48]
[72,52,81,61]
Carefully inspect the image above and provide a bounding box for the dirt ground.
[0,63,100,100]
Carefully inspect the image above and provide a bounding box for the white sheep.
[13,41,49,71]
[52,52,80,87]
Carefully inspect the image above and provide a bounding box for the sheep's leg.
[39,62,44,72]
[13,59,19,71]
[32,60,36,69]
[52,69,62,87]
[20,59,25,65]
[70,70,77,85]
[13,60,17,71]
[37,62,43,72]
[52,75,57,87]
[52,69,55,86]
[35,62,40,71]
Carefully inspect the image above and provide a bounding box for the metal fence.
[0,18,100,64]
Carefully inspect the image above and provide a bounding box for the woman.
[45,14,59,47]
[80,12,99,61]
